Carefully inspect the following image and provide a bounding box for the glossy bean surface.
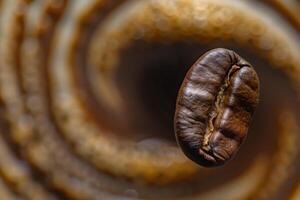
[174,48,260,167]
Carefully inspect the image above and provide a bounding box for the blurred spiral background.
[0,0,300,199]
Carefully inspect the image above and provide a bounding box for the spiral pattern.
[0,0,300,199]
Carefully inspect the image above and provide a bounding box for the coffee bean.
[174,48,260,167]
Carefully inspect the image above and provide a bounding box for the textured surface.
[175,48,259,167]
[0,0,299,199]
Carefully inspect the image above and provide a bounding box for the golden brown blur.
[0,0,300,199]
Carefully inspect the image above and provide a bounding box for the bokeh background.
[0,0,300,199]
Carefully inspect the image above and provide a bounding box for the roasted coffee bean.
[174,48,260,167]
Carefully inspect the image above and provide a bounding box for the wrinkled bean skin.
[174,48,260,167]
